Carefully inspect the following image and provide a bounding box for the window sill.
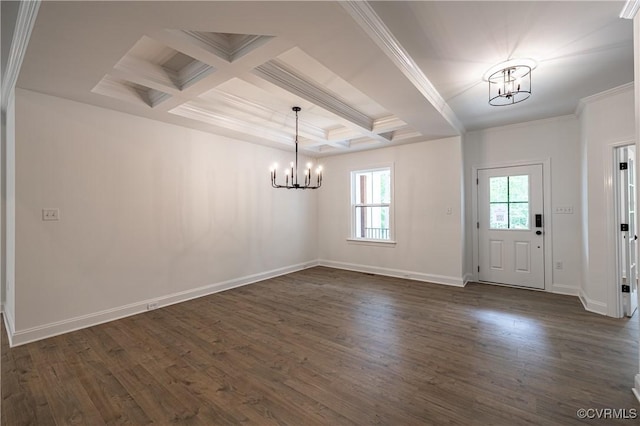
[346,238,397,247]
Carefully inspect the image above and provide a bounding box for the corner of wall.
[462,273,473,286]
[2,302,15,347]
[578,290,608,316]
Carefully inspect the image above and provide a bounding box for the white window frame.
[348,164,396,245]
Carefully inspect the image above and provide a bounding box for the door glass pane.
[488,174,530,230]
[490,203,509,229]
[509,203,530,229]
[490,177,508,202]
[509,175,529,202]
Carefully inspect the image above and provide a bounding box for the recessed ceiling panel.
[92,76,171,108]
[175,31,275,63]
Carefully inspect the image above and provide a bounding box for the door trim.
[472,158,552,291]
[605,139,635,318]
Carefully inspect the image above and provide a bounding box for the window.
[351,167,393,241]
[489,175,529,229]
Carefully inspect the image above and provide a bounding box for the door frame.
[612,143,638,317]
[472,158,552,291]
[605,139,635,318]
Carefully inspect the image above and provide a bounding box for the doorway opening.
[615,144,638,318]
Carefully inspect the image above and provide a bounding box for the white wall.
[11,88,317,344]
[578,84,635,316]
[317,136,466,286]
[463,115,582,295]
[2,89,15,336]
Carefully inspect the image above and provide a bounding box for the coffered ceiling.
[16,1,634,156]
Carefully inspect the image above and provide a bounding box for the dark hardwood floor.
[2,266,639,425]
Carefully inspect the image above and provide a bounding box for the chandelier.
[270,107,322,189]
[484,59,536,106]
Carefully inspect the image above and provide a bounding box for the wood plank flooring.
[2,266,639,425]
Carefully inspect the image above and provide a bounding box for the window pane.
[509,175,529,202]
[509,203,529,229]
[354,206,390,240]
[490,177,508,202]
[354,170,390,204]
[354,172,367,203]
[490,203,508,229]
[376,170,391,204]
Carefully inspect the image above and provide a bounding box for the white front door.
[478,165,545,289]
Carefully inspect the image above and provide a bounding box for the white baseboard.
[3,305,16,347]
[8,261,318,347]
[578,291,608,316]
[318,259,466,287]
[463,273,474,285]
[550,283,580,297]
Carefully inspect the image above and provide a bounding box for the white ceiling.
[17,1,633,156]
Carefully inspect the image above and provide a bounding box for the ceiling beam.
[253,60,392,144]
[341,1,465,134]
[198,90,328,143]
[170,102,293,146]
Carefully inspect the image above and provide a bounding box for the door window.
[489,175,529,230]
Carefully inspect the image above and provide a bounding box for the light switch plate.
[554,206,574,214]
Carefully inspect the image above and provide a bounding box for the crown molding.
[575,82,634,117]
[179,31,273,63]
[620,0,640,19]
[341,1,464,135]
[372,115,407,133]
[1,0,41,112]
[468,114,577,136]
[178,60,215,90]
[113,56,180,93]
[92,75,172,108]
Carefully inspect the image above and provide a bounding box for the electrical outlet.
[42,208,60,221]
[147,302,159,310]
[555,261,563,270]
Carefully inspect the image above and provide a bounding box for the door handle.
[536,230,542,235]
[535,214,543,228]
